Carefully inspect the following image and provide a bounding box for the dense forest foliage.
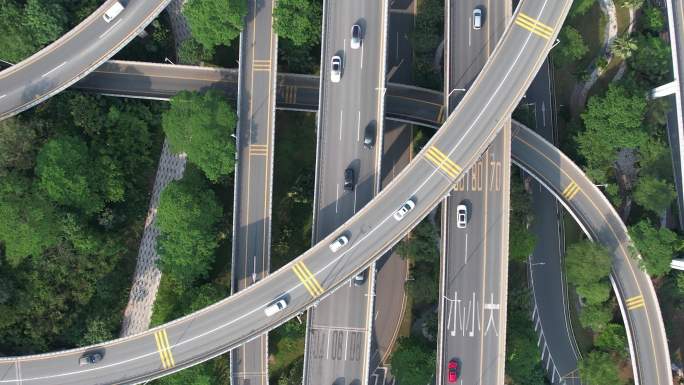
[0,92,165,354]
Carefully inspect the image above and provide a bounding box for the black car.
[352,271,366,286]
[344,168,355,191]
[363,123,375,149]
[79,351,104,366]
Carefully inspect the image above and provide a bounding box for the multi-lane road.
[73,56,672,385]
[305,0,388,383]
[229,0,278,383]
[0,0,671,382]
[0,0,171,119]
[0,1,581,383]
[439,126,510,385]
[438,1,510,383]
[525,59,582,384]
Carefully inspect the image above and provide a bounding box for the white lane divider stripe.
[41,61,67,78]
[99,19,122,39]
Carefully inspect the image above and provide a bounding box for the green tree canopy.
[390,336,436,384]
[579,351,623,385]
[163,90,237,181]
[611,34,638,60]
[183,0,246,49]
[615,0,644,8]
[0,0,70,62]
[595,323,627,357]
[554,26,589,66]
[579,303,613,331]
[398,220,439,263]
[35,136,120,214]
[630,34,671,84]
[577,85,648,179]
[639,138,672,179]
[156,362,213,385]
[0,118,44,176]
[570,0,596,16]
[506,313,548,385]
[155,169,223,286]
[509,222,537,263]
[576,281,611,306]
[0,174,60,266]
[177,36,215,65]
[629,220,679,277]
[633,175,676,215]
[277,356,304,385]
[641,6,665,32]
[273,0,322,47]
[565,240,612,288]
[24,0,68,46]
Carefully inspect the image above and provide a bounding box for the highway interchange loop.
[0,0,671,384]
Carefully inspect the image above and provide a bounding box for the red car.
[448,359,460,382]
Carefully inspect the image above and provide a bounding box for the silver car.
[331,55,342,83]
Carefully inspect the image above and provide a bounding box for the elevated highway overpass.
[73,60,672,385]
[0,0,171,120]
[0,1,670,384]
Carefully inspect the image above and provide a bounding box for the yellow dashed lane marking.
[515,12,554,40]
[562,181,581,200]
[626,295,645,310]
[154,329,175,369]
[425,146,462,178]
[292,261,324,297]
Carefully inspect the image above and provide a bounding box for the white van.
[103,1,125,23]
[264,298,288,317]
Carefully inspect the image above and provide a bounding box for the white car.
[329,234,349,252]
[103,1,124,23]
[330,55,342,83]
[472,7,482,30]
[264,298,288,316]
[350,24,362,49]
[393,198,416,221]
[456,204,468,229]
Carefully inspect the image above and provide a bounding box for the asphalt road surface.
[438,1,509,383]
[525,60,582,384]
[366,0,417,381]
[439,126,510,385]
[445,0,509,108]
[305,0,388,383]
[4,4,668,384]
[0,0,170,120]
[229,0,278,383]
[76,60,671,385]
[512,122,671,385]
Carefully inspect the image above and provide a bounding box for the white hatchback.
[329,235,349,252]
[264,298,288,317]
[456,204,468,229]
[393,198,416,221]
[330,56,342,83]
